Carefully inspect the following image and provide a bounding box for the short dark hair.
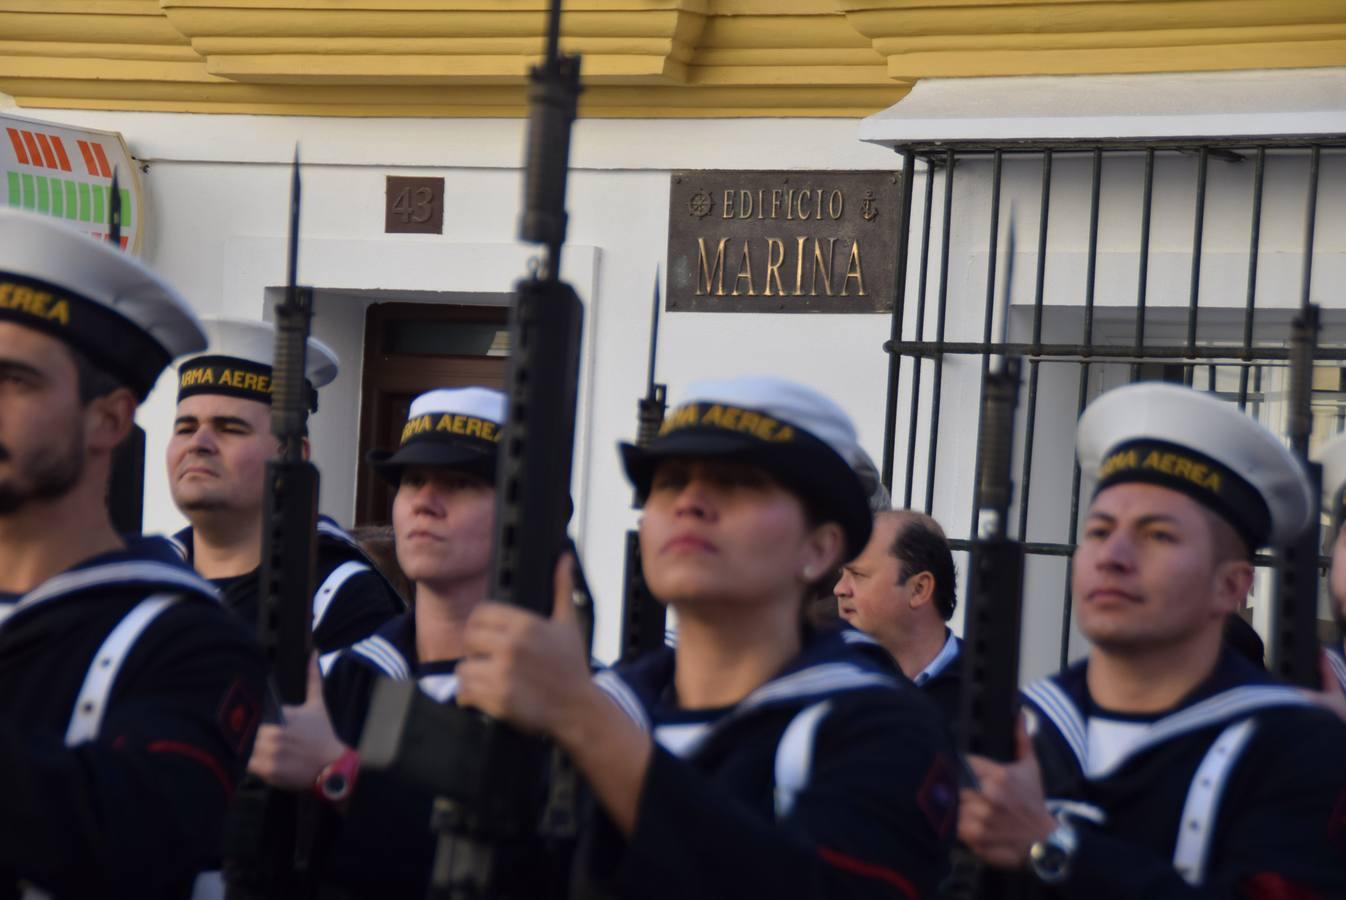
[889,512,958,621]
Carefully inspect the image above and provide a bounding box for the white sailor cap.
[620,375,872,558]
[368,386,506,484]
[177,317,339,413]
[1077,382,1312,548]
[1313,431,1346,532]
[0,208,205,400]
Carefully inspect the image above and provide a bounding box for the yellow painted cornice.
[840,0,1346,79]
[0,1,1342,117]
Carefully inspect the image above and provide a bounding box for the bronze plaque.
[385,176,444,234]
[667,170,900,313]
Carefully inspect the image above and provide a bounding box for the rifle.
[944,224,1030,900]
[620,270,668,659]
[103,166,147,536]
[1270,304,1323,688]
[359,3,585,897]
[223,151,321,899]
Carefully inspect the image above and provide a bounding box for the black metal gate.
[878,137,1346,676]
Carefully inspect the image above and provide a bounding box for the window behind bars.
[878,139,1346,682]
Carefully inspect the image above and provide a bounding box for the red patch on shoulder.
[216,677,260,755]
[917,751,958,839]
[1238,872,1325,900]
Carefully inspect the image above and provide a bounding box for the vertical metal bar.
[881,149,917,490]
[1301,144,1321,313]
[1015,151,1051,540]
[1238,148,1266,412]
[968,150,1004,533]
[1060,147,1103,670]
[1131,148,1155,382]
[923,149,956,515]
[903,160,938,509]
[1183,147,1209,388]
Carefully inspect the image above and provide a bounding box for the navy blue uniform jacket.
[0,542,267,899]
[1021,650,1346,899]
[576,628,958,900]
[171,516,404,658]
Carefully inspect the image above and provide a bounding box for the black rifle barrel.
[1271,304,1323,689]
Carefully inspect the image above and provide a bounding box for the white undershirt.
[1085,717,1151,778]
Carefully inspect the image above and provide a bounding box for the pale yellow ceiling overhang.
[0,0,1341,118]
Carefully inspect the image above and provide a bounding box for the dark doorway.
[355,302,509,525]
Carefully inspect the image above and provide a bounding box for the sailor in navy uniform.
[0,210,266,898]
[834,509,963,729]
[457,376,959,900]
[1314,432,1346,694]
[958,382,1346,898]
[248,387,510,898]
[166,318,403,662]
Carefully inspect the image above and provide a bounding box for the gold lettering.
[740,411,761,434]
[796,189,810,221]
[435,415,454,432]
[258,375,270,393]
[466,417,482,438]
[1174,457,1192,481]
[242,373,259,392]
[829,190,844,220]
[722,190,734,219]
[47,299,69,325]
[757,189,765,220]
[815,190,823,220]
[0,283,10,305]
[763,239,785,297]
[771,189,782,220]
[794,237,807,296]
[777,426,794,442]
[738,190,753,219]
[785,188,795,221]
[731,241,755,297]
[841,242,865,297]
[660,404,700,434]
[720,407,741,429]
[1099,449,1137,478]
[696,238,729,297]
[701,404,725,427]
[810,238,837,296]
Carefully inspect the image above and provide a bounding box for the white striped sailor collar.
[0,546,220,630]
[596,627,902,736]
[915,629,960,687]
[343,612,458,682]
[173,515,355,564]
[1021,649,1318,780]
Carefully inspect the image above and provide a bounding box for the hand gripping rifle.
[357,4,585,897]
[223,152,322,899]
[944,227,1031,900]
[1270,304,1323,688]
[620,270,668,659]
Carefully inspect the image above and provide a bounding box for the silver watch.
[1028,820,1078,884]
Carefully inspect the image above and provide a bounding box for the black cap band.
[1094,438,1271,548]
[367,411,503,485]
[622,400,872,560]
[178,355,317,412]
[0,272,171,400]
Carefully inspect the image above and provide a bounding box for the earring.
[802,566,814,580]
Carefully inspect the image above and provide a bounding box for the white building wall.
[13,92,1344,668]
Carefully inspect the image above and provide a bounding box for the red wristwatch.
[314,748,360,805]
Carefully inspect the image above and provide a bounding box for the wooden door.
[355,302,509,525]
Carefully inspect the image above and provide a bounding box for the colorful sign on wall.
[0,113,143,255]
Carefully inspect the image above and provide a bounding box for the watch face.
[322,772,349,800]
[1031,834,1072,884]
